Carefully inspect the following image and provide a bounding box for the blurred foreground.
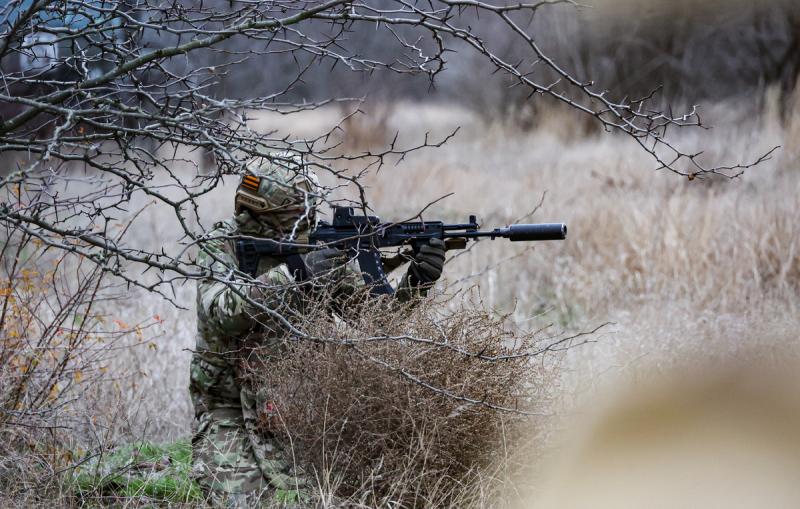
[529,360,800,509]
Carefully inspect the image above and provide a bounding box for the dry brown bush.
[242,290,574,507]
[0,230,156,504]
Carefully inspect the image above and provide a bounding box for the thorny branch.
[0,1,773,412]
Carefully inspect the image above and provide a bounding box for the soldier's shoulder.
[211,217,239,235]
[203,217,239,245]
[198,217,239,262]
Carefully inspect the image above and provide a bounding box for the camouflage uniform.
[192,214,294,497]
[190,155,443,502]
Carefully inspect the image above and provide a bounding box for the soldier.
[190,153,446,505]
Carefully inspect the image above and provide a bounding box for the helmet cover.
[235,152,320,232]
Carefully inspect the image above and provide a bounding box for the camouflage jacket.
[191,213,376,416]
[189,212,429,493]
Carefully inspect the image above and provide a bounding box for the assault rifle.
[236,206,567,296]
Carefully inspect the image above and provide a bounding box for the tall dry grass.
[2,91,798,506]
[345,95,799,359]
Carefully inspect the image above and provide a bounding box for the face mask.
[235,208,315,239]
[260,208,315,238]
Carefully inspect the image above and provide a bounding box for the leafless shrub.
[241,288,590,506]
[0,226,162,503]
[446,0,800,126]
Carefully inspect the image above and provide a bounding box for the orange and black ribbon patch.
[241,174,260,192]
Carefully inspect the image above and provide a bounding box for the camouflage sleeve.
[197,226,257,336]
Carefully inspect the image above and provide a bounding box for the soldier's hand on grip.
[248,270,275,302]
[408,238,446,286]
[304,248,347,278]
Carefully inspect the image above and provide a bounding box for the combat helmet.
[234,152,320,236]
[235,152,320,231]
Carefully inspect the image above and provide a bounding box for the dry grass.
[241,291,561,507]
[2,91,798,506]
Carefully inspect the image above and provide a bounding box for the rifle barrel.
[445,223,567,241]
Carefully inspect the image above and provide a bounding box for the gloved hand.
[407,238,446,287]
[304,247,347,278]
[248,270,274,301]
[246,269,299,320]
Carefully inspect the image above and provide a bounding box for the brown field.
[9,91,796,506]
[113,92,798,429]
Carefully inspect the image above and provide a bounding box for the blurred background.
[65,0,799,460]
[173,0,800,122]
[2,0,800,506]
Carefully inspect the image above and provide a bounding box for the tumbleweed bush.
[243,289,569,507]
